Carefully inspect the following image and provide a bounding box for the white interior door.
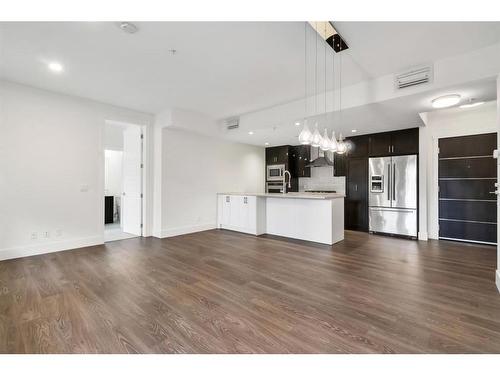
[122,126,142,236]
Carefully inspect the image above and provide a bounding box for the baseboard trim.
[496,270,500,294]
[156,223,216,238]
[0,236,104,262]
[418,231,428,241]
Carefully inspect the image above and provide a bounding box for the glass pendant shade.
[311,123,322,147]
[336,133,347,154]
[298,121,312,145]
[329,130,338,152]
[320,129,331,151]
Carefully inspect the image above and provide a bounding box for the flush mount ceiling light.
[117,22,139,34]
[248,131,254,135]
[48,61,63,73]
[295,122,301,126]
[460,99,485,109]
[431,94,461,109]
[351,129,357,133]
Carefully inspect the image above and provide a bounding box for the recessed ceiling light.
[295,122,300,126]
[351,129,357,133]
[460,100,485,109]
[248,131,254,135]
[431,94,461,109]
[117,22,138,34]
[265,142,269,146]
[48,62,63,73]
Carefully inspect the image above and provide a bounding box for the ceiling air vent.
[395,66,433,89]
[225,117,240,130]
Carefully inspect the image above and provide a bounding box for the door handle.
[387,164,391,201]
[392,163,396,201]
[489,191,499,195]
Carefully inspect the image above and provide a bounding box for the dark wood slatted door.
[438,133,497,245]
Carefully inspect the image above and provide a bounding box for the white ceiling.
[0,22,500,145]
[0,22,308,117]
[1,21,500,124]
[334,22,500,82]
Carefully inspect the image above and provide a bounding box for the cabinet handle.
[388,145,390,153]
[226,196,230,202]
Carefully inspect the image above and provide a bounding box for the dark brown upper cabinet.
[368,128,419,156]
[391,128,419,155]
[266,145,289,165]
[346,135,369,158]
[289,145,311,178]
[334,153,347,177]
[368,132,393,156]
[297,145,311,177]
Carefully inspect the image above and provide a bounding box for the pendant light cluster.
[298,21,347,154]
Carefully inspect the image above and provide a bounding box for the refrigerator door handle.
[392,163,396,201]
[387,163,391,201]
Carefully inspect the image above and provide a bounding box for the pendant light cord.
[339,38,342,142]
[324,22,327,128]
[315,22,318,118]
[304,22,307,120]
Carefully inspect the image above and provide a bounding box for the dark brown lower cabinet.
[345,158,368,231]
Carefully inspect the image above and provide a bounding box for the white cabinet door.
[221,195,231,227]
[243,196,257,233]
[230,195,243,229]
[218,195,260,235]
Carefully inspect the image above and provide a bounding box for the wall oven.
[266,181,284,194]
[267,164,285,181]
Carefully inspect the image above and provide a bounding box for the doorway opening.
[104,121,144,242]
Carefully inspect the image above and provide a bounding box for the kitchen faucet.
[283,170,291,194]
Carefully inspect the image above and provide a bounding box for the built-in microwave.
[266,164,285,181]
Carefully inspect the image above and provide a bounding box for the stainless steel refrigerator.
[368,155,417,237]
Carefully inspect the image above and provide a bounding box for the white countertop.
[217,192,345,200]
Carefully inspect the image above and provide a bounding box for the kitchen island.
[217,192,344,245]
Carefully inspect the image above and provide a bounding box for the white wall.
[161,128,265,237]
[104,123,125,150]
[0,80,153,260]
[104,150,123,197]
[418,101,497,240]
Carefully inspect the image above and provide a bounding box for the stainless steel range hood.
[306,148,334,167]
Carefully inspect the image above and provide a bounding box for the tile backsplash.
[298,166,346,194]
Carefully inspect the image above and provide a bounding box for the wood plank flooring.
[0,229,499,353]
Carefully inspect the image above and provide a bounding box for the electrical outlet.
[30,232,38,240]
[55,229,62,237]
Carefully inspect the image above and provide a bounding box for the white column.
[418,126,428,240]
[152,109,173,238]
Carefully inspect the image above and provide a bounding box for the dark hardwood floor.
[0,229,499,353]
